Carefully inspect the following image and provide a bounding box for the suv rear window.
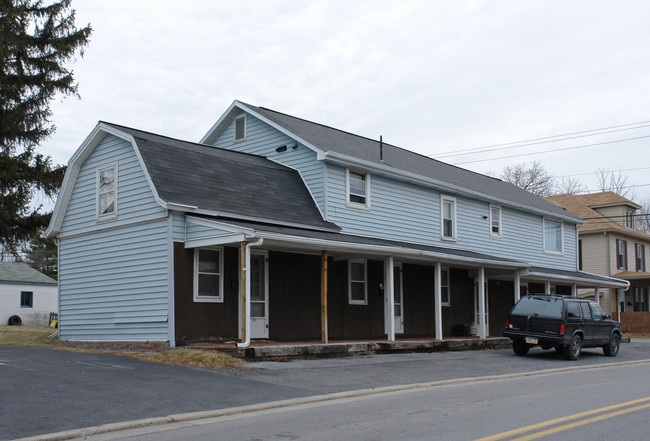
[511,297,564,319]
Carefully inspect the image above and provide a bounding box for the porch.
[188,336,512,360]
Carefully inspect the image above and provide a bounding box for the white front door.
[393,264,404,334]
[250,252,269,339]
[474,279,489,334]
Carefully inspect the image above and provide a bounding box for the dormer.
[585,192,641,230]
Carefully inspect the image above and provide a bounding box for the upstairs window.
[234,114,247,142]
[616,239,628,270]
[625,209,635,229]
[441,195,457,240]
[346,169,370,209]
[348,260,367,305]
[194,248,224,302]
[97,163,117,220]
[636,243,646,272]
[20,291,33,308]
[441,267,450,306]
[543,219,563,253]
[490,204,502,237]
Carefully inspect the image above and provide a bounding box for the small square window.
[349,260,367,305]
[20,291,33,308]
[194,248,224,302]
[346,169,370,209]
[97,164,117,220]
[234,115,246,142]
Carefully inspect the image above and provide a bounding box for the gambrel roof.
[46,122,339,236]
[202,101,583,223]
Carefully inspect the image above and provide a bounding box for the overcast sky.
[43,0,650,202]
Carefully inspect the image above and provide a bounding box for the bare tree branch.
[499,161,556,196]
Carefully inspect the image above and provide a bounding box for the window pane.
[590,304,603,319]
[351,281,365,301]
[350,262,365,281]
[21,291,33,308]
[99,168,115,192]
[235,117,245,140]
[443,200,452,219]
[199,250,219,273]
[441,286,449,304]
[251,302,265,317]
[545,220,562,252]
[394,305,401,316]
[99,193,115,215]
[580,302,591,318]
[566,302,581,318]
[198,274,220,297]
[443,219,453,237]
[350,194,366,204]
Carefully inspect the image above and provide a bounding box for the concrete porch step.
[210,338,511,360]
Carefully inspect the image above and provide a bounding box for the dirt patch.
[0,326,243,369]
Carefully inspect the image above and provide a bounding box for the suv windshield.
[511,297,564,319]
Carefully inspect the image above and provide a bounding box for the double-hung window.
[348,260,367,305]
[234,114,246,142]
[441,195,457,240]
[346,169,370,208]
[441,268,450,306]
[490,204,502,237]
[97,163,117,220]
[625,209,635,229]
[635,243,645,272]
[543,219,563,253]
[616,239,627,270]
[194,248,224,302]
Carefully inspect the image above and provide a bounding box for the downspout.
[237,238,264,348]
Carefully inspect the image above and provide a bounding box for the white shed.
[0,263,58,326]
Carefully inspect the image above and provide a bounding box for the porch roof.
[186,216,528,268]
[522,266,630,289]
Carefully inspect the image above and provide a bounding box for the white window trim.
[543,218,564,255]
[489,204,502,238]
[345,169,371,210]
[96,162,118,221]
[348,259,368,305]
[441,267,450,307]
[440,195,457,241]
[194,247,224,303]
[233,114,247,143]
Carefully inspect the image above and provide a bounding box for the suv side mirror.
[603,314,611,320]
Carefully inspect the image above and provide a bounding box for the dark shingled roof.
[104,123,338,231]
[237,102,581,222]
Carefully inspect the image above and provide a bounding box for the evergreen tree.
[22,228,57,278]
[0,0,91,257]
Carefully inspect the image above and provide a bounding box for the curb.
[14,358,650,441]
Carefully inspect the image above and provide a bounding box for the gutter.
[237,238,264,348]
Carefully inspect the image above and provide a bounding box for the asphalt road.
[2,340,650,440]
[81,362,650,441]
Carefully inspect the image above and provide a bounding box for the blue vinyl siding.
[60,134,165,235]
[326,164,577,270]
[57,133,171,341]
[210,112,326,214]
[172,213,185,241]
[58,219,170,341]
[185,222,234,241]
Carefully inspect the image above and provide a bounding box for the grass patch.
[0,326,244,369]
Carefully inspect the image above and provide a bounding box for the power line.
[555,166,650,179]
[453,134,650,165]
[435,123,650,159]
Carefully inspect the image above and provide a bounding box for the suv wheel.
[603,333,620,357]
[563,334,582,360]
[512,339,530,356]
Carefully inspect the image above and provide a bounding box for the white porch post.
[385,257,395,342]
[478,267,486,339]
[571,284,577,298]
[434,262,443,340]
[595,286,600,305]
[514,269,521,303]
[545,281,551,295]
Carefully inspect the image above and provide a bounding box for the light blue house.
[46,101,628,346]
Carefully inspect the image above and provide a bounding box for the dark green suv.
[503,295,622,360]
